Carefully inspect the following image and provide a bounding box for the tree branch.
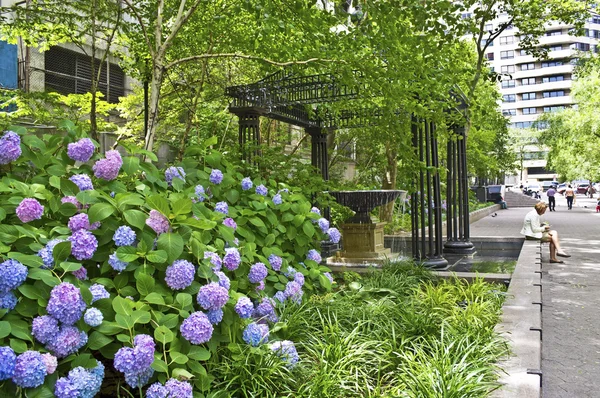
[121,0,153,56]
[166,53,341,70]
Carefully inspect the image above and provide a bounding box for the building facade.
[484,13,600,185]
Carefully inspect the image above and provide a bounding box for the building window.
[543,90,565,98]
[484,23,493,31]
[485,52,495,61]
[501,79,515,88]
[44,46,125,104]
[521,77,536,85]
[549,45,563,51]
[572,43,590,51]
[541,60,563,68]
[501,65,515,73]
[483,39,494,47]
[522,107,537,115]
[503,109,517,116]
[543,106,565,113]
[520,63,535,70]
[461,12,472,19]
[501,50,515,59]
[522,92,536,100]
[520,49,529,56]
[500,36,515,45]
[514,121,534,129]
[546,30,562,36]
[503,94,516,103]
[542,75,565,83]
[590,16,600,24]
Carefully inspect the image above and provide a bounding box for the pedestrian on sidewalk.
[546,186,556,211]
[520,202,571,263]
[565,185,575,210]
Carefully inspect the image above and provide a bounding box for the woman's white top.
[520,209,545,238]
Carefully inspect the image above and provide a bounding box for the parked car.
[576,183,590,195]
[525,183,541,198]
[541,181,558,192]
[557,183,567,195]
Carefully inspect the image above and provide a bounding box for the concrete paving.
[470,191,600,398]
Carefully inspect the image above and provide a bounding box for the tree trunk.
[379,144,397,222]
[89,0,98,141]
[145,59,165,153]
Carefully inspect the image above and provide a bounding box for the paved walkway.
[469,193,600,398]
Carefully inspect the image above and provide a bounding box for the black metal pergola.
[225,70,474,268]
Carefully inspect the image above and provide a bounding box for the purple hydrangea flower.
[241,177,253,191]
[273,291,286,303]
[327,227,341,244]
[255,185,268,196]
[69,229,98,260]
[0,292,17,310]
[84,308,103,327]
[215,201,228,215]
[272,194,282,205]
[113,226,136,246]
[256,280,265,292]
[41,353,57,375]
[92,150,122,180]
[197,282,229,310]
[268,254,282,271]
[165,166,186,185]
[254,298,278,323]
[214,271,230,290]
[209,169,223,184]
[294,272,305,286]
[68,213,100,232]
[55,363,104,398]
[180,312,213,344]
[37,239,65,269]
[12,351,46,388]
[16,198,44,223]
[203,251,222,271]
[318,218,330,233]
[0,131,21,165]
[0,346,15,380]
[270,340,299,368]
[124,366,154,388]
[67,138,95,162]
[206,309,223,325]
[307,249,322,263]
[108,252,128,272]
[47,282,86,325]
[283,266,296,278]
[223,247,241,271]
[223,217,237,229]
[32,315,59,344]
[193,185,206,203]
[165,379,193,398]
[61,196,82,210]
[72,266,88,280]
[90,283,110,303]
[242,323,269,347]
[248,262,268,284]
[69,174,94,191]
[114,334,155,378]
[146,210,170,235]
[0,259,27,293]
[165,260,195,290]
[311,207,321,216]
[324,272,334,284]
[235,297,254,319]
[146,383,168,398]
[46,325,87,358]
[284,281,302,299]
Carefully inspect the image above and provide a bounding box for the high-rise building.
[484,13,600,185]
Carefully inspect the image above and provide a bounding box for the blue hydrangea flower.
[124,366,154,388]
[318,218,330,233]
[306,249,322,263]
[209,169,223,184]
[327,227,341,244]
[254,298,278,323]
[69,229,98,260]
[0,131,21,165]
[165,260,195,290]
[108,252,128,272]
[46,325,87,358]
[84,308,103,327]
[241,177,253,191]
[146,383,168,398]
[215,201,228,215]
[0,292,16,311]
[256,280,265,292]
[12,351,46,388]
[283,266,296,278]
[272,194,282,205]
[255,185,268,196]
[248,262,268,284]
[273,291,286,303]
[223,247,241,271]
[269,340,300,368]
[294,272,305,286]
[16,198,44,223]
[69,174,94,191]
[193,185,206,203]
[204,251,222,271]
[311,207,321,216]
[284,281,302,299]
[37,239,65,269]
[55,363,104,398]
[180,312,213,344]
[67,138,95,162]
[197,282,229,310]
[47,282,86,325]
[165,166,186,185]
[268,254,282,271]
[32,315,59,344]
[41,353,57,375]
[235,297,254,319]
[242,323,269,347]
[114,334,155,382]
[214,271,230,290]
[89,284,110,303]
[206,309,223,325]
[0,346,16,380]
[0,259,27,294]
[113,226,136,246]
[165,379,193,398]
[324,272,334,284]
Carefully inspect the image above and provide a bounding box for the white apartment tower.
[484,13,600,185]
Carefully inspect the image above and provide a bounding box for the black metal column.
[236,110,262,164]
[306,127,329,181]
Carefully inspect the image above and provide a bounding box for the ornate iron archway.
[226,71,474,267]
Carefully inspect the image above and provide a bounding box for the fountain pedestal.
[337,221,396,260]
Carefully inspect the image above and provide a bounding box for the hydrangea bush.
[0,127,337,396]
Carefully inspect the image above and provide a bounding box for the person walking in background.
[546,185,557,211]
[565,185,575,210]
[521,202,571,263]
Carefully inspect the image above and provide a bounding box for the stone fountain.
[328,190,406,268]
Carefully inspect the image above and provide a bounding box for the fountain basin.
[328,190,406,224]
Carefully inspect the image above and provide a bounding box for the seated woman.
[520,202,570,263]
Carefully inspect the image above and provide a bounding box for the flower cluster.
[243,322,269,346]
[269,340,299,368]
[0,131,21,164]
[193,185,206,202]
[235,297,254,319]
[241,177,253,190]
[67,138,95,162]
[197,282,229,310]
[209,169,223,184]
[256,184,268,196]
[69,229,98,260]
[248,262,268,284]
[114,334,155,388]
[307,249,322,263]
[47,282,87,325]
[284,281,303,304]
[46,325,88,358]
[0,292,17,311]
[113,225,136,246]
[89,283,110,303]
[165,166,186,185]
[16,198,44,223]
[55,363,104,398]
[311,207,321,216]
[108,252,128,272]
[254,297,278,323]
[93,150,123,180]
[223,247,241,271]
[68,213,100,232]
[268,254,282,271]
[327,227,341,244]
[207,309,223,324]
[165,260,195,290]
[61,195,83,210]
[0,259,27,297]
[214,271,230,290]
[223,217,237,229]
[12,351,47,388]
[203,251,222,270]
[180,312,213,344]
[215,201,228,215]
[146,210,170,235]
[147,378,193,398]
[273,194,282,205]
[84,308,103,327]
[0,346,15,380]
[70,174,94,191]
[318,218,330,233]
